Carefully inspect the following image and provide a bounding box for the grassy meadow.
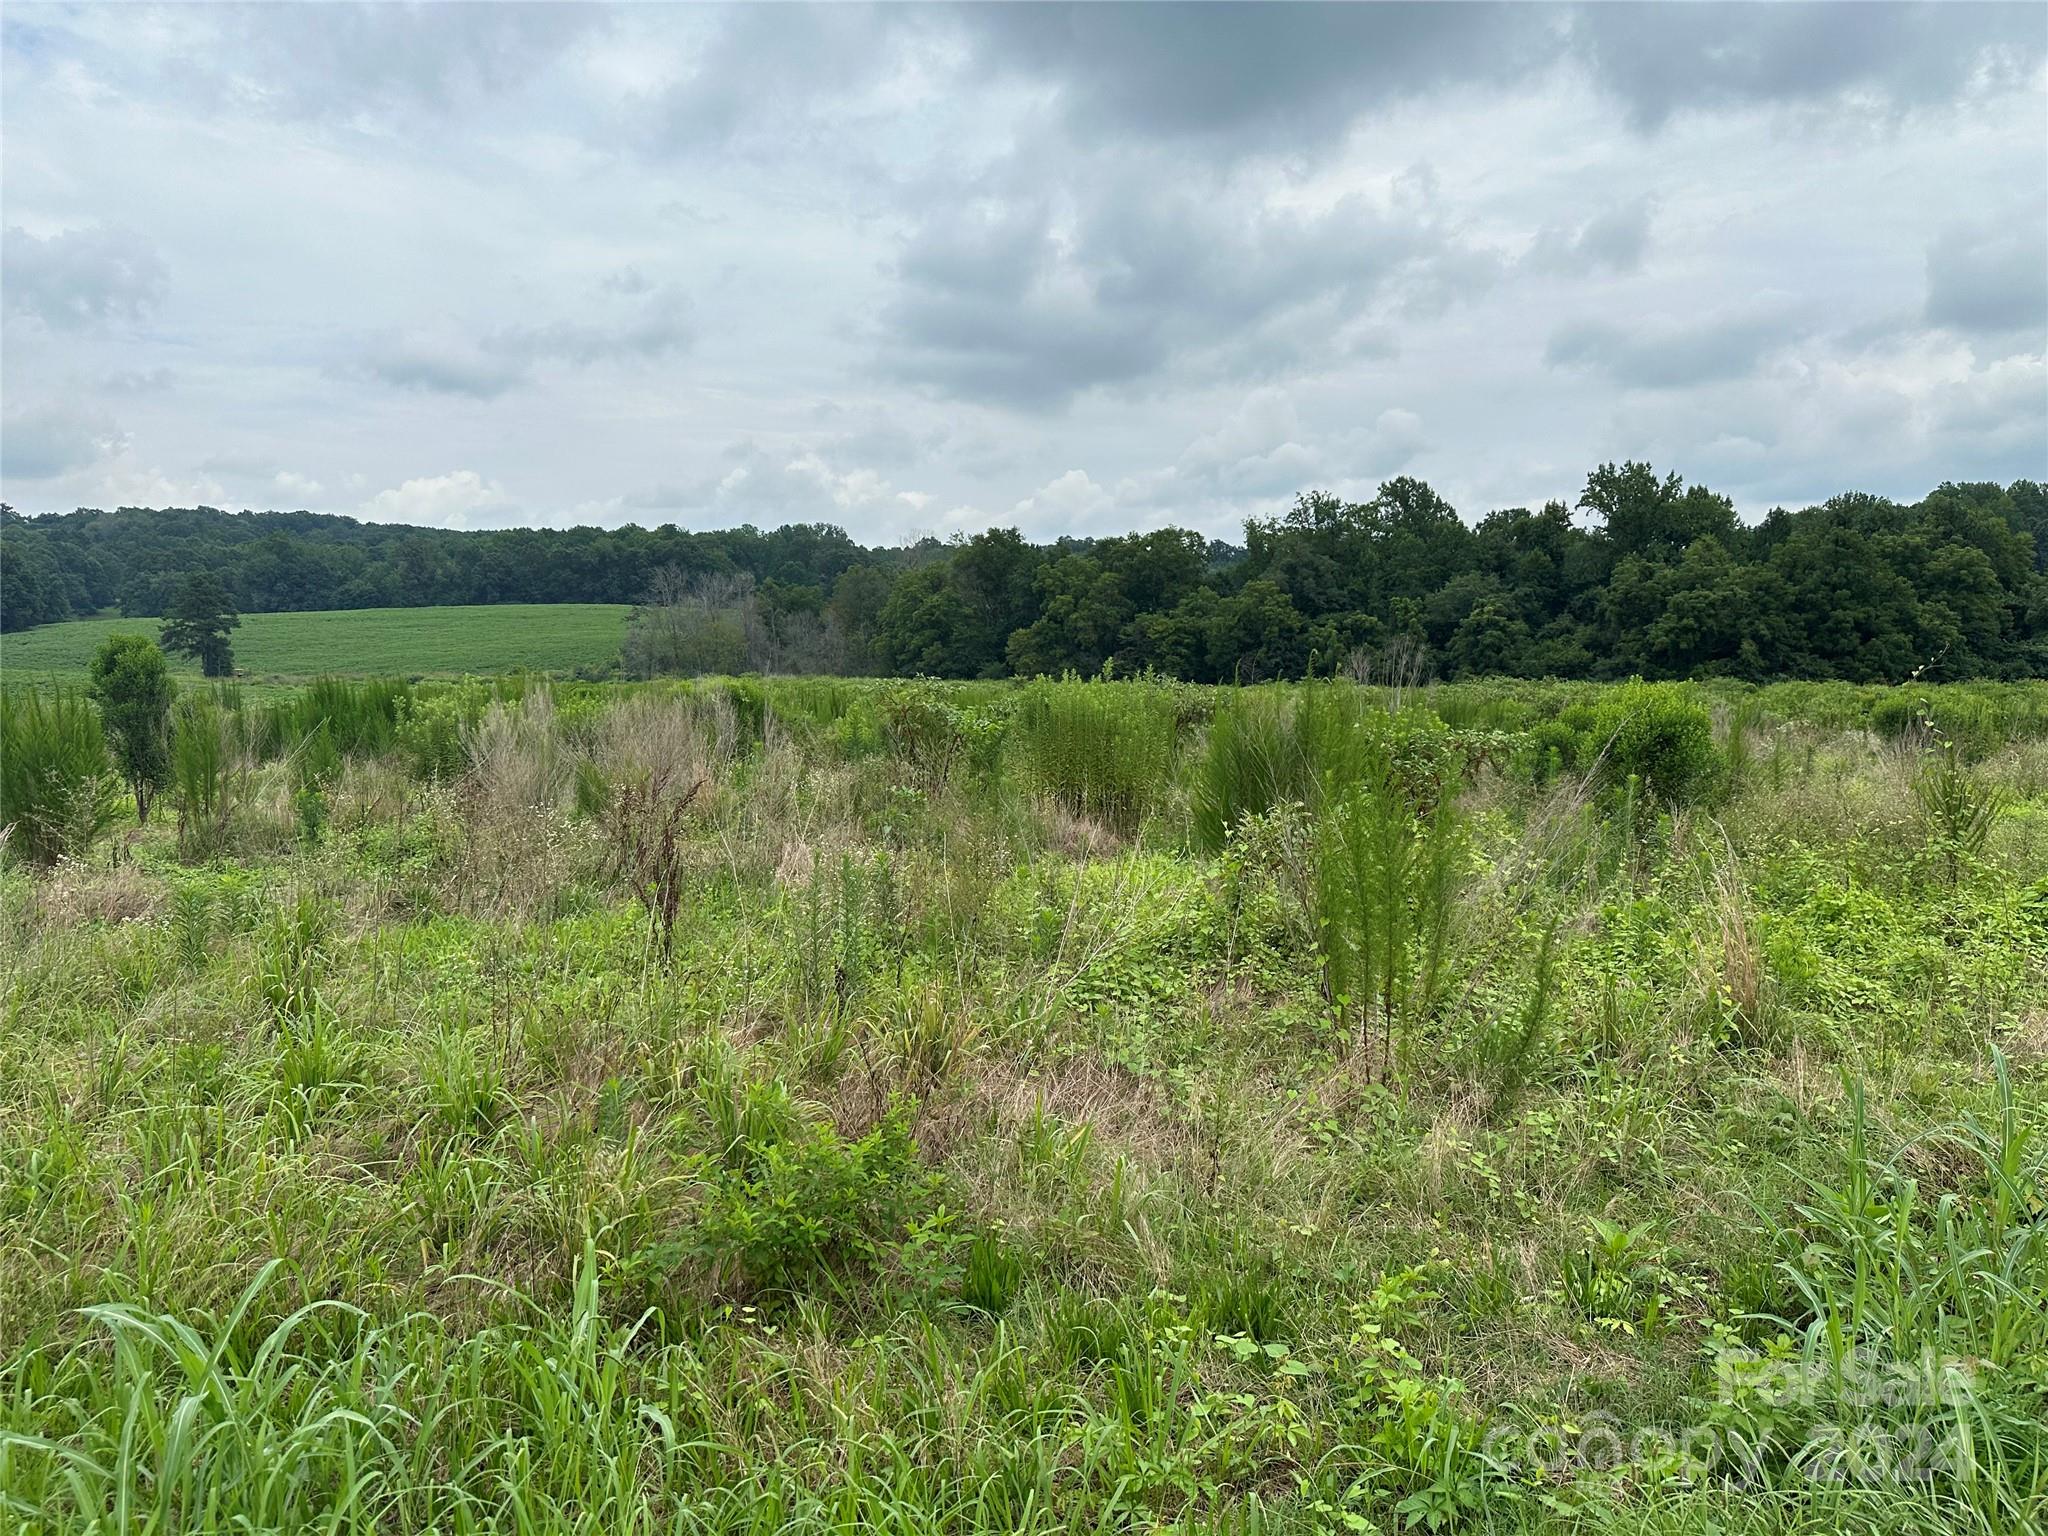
[0,604,630,688]
[1,672,2045,1533]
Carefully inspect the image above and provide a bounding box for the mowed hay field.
[1,674,2045,1534]
[0,603,630,686]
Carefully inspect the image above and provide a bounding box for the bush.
[641,1092,934,1303]
[1589,683,1721,809]
[0,690,122,866]
[880,682,1007,788]
[262,677,407,759]
[87,634,174,824]
[171,694,244,862]
[1518,716,1587,785]
[1313,735,1466,1082]
[394,684,488,781]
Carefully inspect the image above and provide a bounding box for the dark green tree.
[159,571,241,677]
[86,634,175,822]
[1580,462,1736,564]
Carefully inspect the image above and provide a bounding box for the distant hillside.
[0,604,630,686]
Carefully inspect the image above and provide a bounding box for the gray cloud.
[2,224,166,329]
[1,403,118,481]
[884,169,1501,407]
[1,3,2040,530]
[958,4,1563,151]
[1546,306,1801,389]
[1926,221,2048,335]
[363,333,529,399]
[1567,2,2047,130]
[20,2,607,127]
[1526,199,1655,276]
[362,286,694,396]
[101,367,176,395]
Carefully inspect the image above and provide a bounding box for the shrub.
[1589,682,1721,808]
[265,677,408,759]
[880,682,1007,788]
[0,689,122,866]
[87,634,175,824]
[1912,740,2008,887]
[642,1096,933,1303]
[1518,715,1587,785]
[171,695,245,862]
[1313,735,1466,1082]
[394,684,488,781]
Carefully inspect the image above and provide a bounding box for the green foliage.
[1912,741,2008,888]
[3,603,635,687]
[1192,690,1310,854]
[86,634,175,823]
[170,693,246,862]
[158,570,241,677]
[394,683,489,780]
[646,1098,933,1302]
[15,471,2048,690]
[1,670,2045,1534]
[1013,676,1178,835]
[1313,733,1465,1080]
[1588,682,1722,808]
[878,680,1007,787]
[0,688,121,865]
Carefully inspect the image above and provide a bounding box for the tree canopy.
[5,468,2044,683]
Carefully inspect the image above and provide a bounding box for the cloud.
[1925,221,2048,335]
[586,439,940,536]
[101,367,176,395]
[1,4,2039,534]
[1175,386,1322,496]
[361,286,694,396]
[1546,306,1801,389]
[958,4,1565,152]
[1566,2,2048,131]
[27,3,609,128]
[0,403,120,481]
[362,333,530,399]
[883,172,1501,407]
[1352,408,1428,476]
[357,470,517,528]
[1525,198,1655,276]
[1012,468,1117,538]
[2,224,166,329]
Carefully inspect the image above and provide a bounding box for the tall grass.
[170,693,254,862]
[0,688,121,865]
[1012,677,1177,836]
[1191,689,1309,854]
[1,671,2044,1533]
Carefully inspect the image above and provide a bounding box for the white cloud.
[1012,469,1117,537]
[274,469,324,500]
[2,223,167,330]
[357,470,517,528]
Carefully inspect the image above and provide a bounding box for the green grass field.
[2,675,2045,1533]
[0,603,629,686]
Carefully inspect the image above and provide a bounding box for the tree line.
[4,465,2045,682]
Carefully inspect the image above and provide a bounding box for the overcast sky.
[3,3,2044,542]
